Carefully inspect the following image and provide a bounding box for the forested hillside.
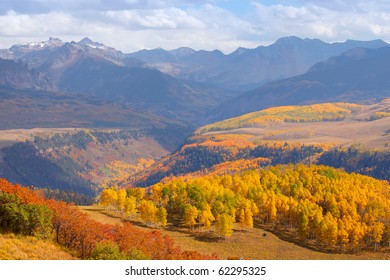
[100,164,390,253]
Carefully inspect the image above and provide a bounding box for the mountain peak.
[274,36,304,45]
[79,37,94,44]
[168,47,196,58]
[78,37,105,49]
[11,38,64,51]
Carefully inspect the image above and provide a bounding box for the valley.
[0,36,390,261]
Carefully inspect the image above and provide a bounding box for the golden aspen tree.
[124,196,137,216]
[116,189,127,213]
[371,222,385,251]
[323,212,338,247]
[298,211,309,240]
[212,200,225,217]
[183,204,199,229]
[269,200,277,223]
[156,207,168,227]
[337,219,349,251]
[215,213,234,238]
[139,200,158,226]
[238,209,246,229]
[199,204,215,229]
[99,188,118,209]
[99,189,112,208]
[127,188,145,204]
[244,206,254,229]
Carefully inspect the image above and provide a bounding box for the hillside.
[211,46,390,121]
[80,206,390,260]
[0,86,179,130]
[97,164,390,257]
[199,100,390,149]
[56,56,232,122]
[0,127,189,199]
[0,59,52,90]
[124,100,389,188]
[0,233,74,260]
[0,178,215,260]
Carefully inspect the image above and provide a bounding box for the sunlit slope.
[197,100,390,149]
[0,234,74,260]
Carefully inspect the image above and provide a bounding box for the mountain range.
[210,45,390,121]
[1,36,389,127]
[127,36,388,91]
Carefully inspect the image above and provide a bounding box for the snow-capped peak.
[12,37,64,50]
[78,37,106,50]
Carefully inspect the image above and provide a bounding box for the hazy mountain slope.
[0,59,52,90]
[56,56,232,122]
[210,46,390,121]
[0,85,175,130]
[128,37,388,91]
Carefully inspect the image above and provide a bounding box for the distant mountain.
[0,59,53,90]
[1,36,388,124]
[210,46,390,121]
[0,85,177,130]
[2,37,388,92]
[56,55,233,122]
[0,37,145,70]
[0,38,232,123]
[127,36,388,91]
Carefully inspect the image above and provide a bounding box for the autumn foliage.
[197,103,363,134]
[0,178,216,259]
[116,164,390,252]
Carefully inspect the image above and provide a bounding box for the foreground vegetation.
[0,178,215,260]
[101,164,390,254]
[82,206,390,260]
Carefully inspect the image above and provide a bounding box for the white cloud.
[0,1,390,53]
[250,1,390,44]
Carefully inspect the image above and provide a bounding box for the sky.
[1,0,390,54]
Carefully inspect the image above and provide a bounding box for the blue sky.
[0,0,389,53]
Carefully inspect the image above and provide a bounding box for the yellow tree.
[156,207,168,227]
[124,196,137,217]
[116,189,127,213]
[323,212,338,247]
[139,200,158,226]
[238,205,254,230]
[371,222,385,251]
[199,204,215,230]
[99,188,118,209]
[215,213,234,238]
[337,219,349,251]
[127,188,145,204]
[183,204,199,229]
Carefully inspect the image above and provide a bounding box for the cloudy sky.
[1,0,390,53]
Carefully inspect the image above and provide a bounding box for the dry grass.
[0,233,75,260]
[0,128,82,148]
[79,206,390,260]
[202,99,390,150]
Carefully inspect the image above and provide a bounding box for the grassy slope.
[80,206,390,260]
[0,233,74,260]
[197,99,390,150]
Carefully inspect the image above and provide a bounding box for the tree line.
[105,164,390,252]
